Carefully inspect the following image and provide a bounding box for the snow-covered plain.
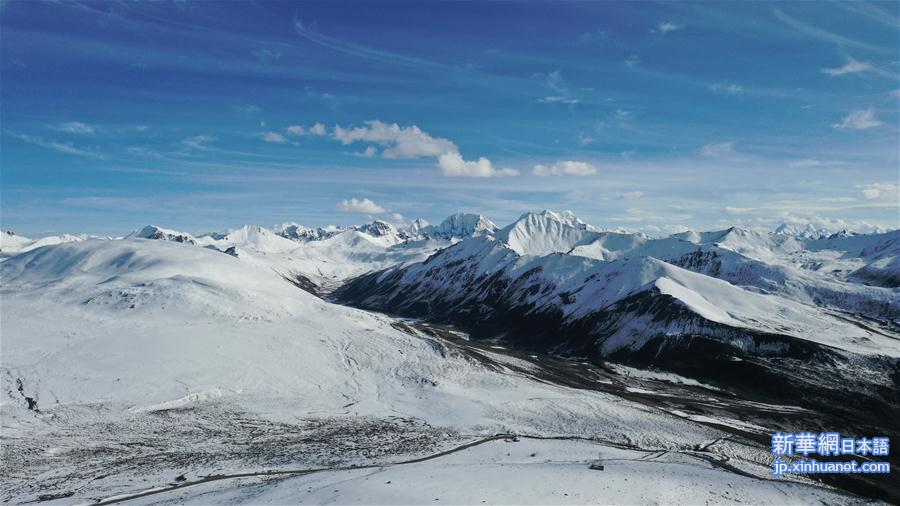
[2,212,898,504]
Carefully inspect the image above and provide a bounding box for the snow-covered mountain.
[3,211,899,503]
[496,210,600,256]
[336,213,900,441]
[416,212,497,240]
[3,236,810,504]
[128,224,197,244]
[773,222,831,239]
[0,230,89,256]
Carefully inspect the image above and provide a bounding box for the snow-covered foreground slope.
[3,238,821,504]
[3,214,899,503]
[134,438,858,506]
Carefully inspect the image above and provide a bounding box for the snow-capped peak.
[531,210,595,230]
[402,218,431,238]
[356,220,397,238]
[221,224,299,253]
[773,223,831,239]
[275,222,345,242]
[128,225,197,244]
[0,230,33,253]
[419,213,497,240]
[496,210,599,256]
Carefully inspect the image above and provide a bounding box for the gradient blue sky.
[2,1,898,236]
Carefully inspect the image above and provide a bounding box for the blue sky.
[1,1,898,236]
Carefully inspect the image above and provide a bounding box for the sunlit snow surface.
[2,213,898,504]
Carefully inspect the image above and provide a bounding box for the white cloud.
[699,141,736,158]
[539,96,581,104]
[183,135,215,149]
[655,21,683,33]
[619,191,645,200]
[334,120,457,159]
[11,133,106,159]
[286,123,327,137]
[58,121,95,134]
[356,145,378,157]
[821,57,872,76]
[787,159,847,169]
[233,104,261,115]
[263,132,287,143]
[859,182,899,200]
[532,160,598,177]
[625,55,640,68]
[772,8,883,53]
[333,120,517,178]
[832,108,883,130]
[710,83,743,95]
[438,152,519,178]
[338,197,387,214]
[252,49,282,62]
[537,70,580,105]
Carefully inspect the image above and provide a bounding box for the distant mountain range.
[2,210,898,503]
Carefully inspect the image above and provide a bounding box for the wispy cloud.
[578,29,608,45]
[539,96,581,105]
[233,104,261,115]
[619,191,646,200]
[182,135,216,149]
[57,121,96,134]
[787,159,848,169]
[832,108,883,130]
[337,197,387,213]
[251,49,282,62]
[10,132,106,159]
[295,19,441,71]
[859,182,898,200]
[537,70,580,105]
[773,8,887,53]
[654,21,684,34]
[532,160,598,177]
[699,141,737,158]
[262,132,287,143]
[833,2,900,30]
[709,83,743,94]
[821,57,872,76]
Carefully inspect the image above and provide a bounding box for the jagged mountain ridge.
[3,210,900,503]
[334,211,900,430]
